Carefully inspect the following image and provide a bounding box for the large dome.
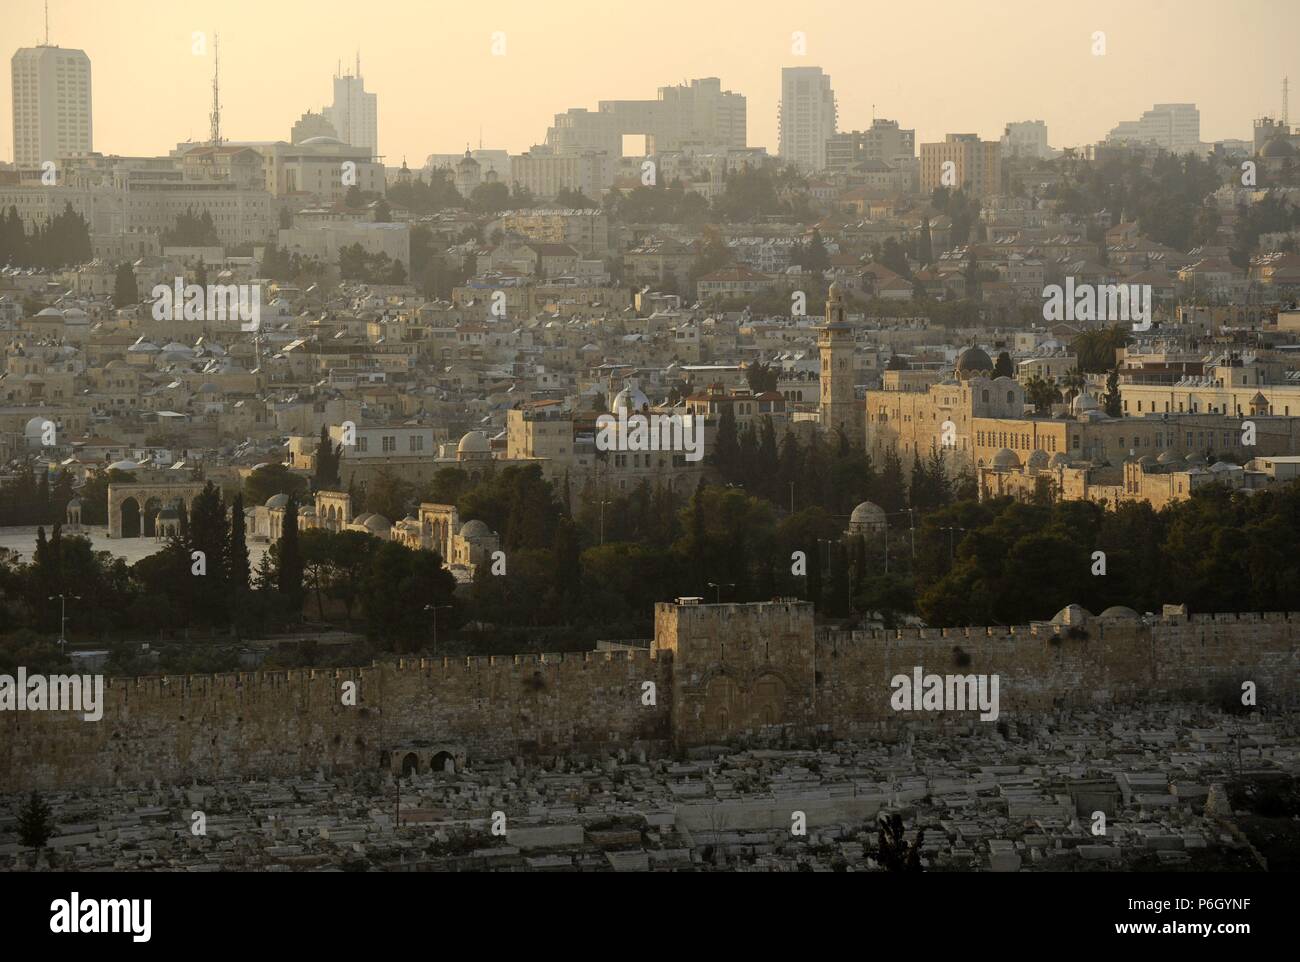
[265,493,290,509]
[459,519,493,540]
[848,501,886,532]
[457,431,491,456]
[954,347,994,378]
[612,384,651,415]
[1260,136,1296,159]
[992,448,1021,470]
[1071,391,1100,415]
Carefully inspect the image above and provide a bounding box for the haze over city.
[2,0,1297,164]
[2,0,1299,918]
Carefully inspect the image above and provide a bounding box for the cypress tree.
[278,494,304,616]
[227,493,250,591]
[714,405,740,483]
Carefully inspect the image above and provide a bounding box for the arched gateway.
[107,481,205,538]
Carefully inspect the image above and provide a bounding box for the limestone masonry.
[3,601,1297,791]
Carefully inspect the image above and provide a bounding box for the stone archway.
[430,750,456,775]
[120,497,141,538]
[108,481,205,538]
[143,497,162,538]
[400,752,419,777]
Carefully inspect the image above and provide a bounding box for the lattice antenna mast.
[209,35,222,147]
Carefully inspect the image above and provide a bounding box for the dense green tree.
[112,263,138,308]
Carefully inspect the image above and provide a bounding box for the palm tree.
[1061,366,1086,402]
[873,813,925,872]
[1024,375,1061,414]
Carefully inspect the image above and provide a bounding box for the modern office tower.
[11,44,92,167]
[779,66,837,171]
[1001,120,1052,159]
[825,118,915,172]
[323,54,378,158]
[545,77,747,158]
[920,133,1002,198]
[1107,104,1201,154]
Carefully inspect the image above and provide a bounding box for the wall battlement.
[3,603,1296,791]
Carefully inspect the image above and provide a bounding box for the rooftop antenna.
[1284,76,1290,129]
[44,0,49,45]
[209,34,222,147]
[355,48,360,79]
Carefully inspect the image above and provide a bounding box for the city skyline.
[2,0,1298,166]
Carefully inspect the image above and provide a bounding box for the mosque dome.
[954,347,994,378]
[457,431,491,456]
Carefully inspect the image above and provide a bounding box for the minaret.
[818,282,862,449]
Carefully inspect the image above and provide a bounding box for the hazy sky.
[3,0,1298,166]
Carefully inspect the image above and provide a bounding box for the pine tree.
[17,791,54,851]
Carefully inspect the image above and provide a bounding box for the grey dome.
[992,448,1021,470]
[459,519,493,540]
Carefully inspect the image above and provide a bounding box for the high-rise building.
[920,134,1002,198]
[1107,104,1200,154]
[825,118,915,172]
[323,56,378,158]
[1001,120,1053,160]
[545,77,747,159]
[779,66,836,171]
[11,44,92,167]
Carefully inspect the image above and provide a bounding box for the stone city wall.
[3,606,1297,791]
[3,650,673,791]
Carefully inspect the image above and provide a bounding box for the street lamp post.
[706,582,735,605]
[940,526,968,565]
[424,604,453,655]
[598,499,613,545]
[48,593,80,653]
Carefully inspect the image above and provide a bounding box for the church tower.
[818,283,862,449]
